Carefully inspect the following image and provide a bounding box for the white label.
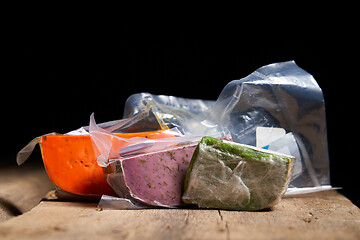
[256,127,286,148]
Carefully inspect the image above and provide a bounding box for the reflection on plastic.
[98,195,151,210]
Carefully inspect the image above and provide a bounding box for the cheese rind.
[182,137,295,210]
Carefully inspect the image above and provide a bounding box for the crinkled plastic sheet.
[122,61,331,194]
[124,93,219,136]
[16,104,169,166]
[89,113,202,168]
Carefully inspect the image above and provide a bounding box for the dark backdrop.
[4,21,358,206]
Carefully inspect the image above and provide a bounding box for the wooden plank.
[0,164,54,222]
[0,191,359,240]
[221,190,360,240]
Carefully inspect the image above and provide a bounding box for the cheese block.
[121,144,197,207]
[39,130,174,197]
[182,136,295,210]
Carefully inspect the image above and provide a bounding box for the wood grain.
[0,164,53,222]
[0,190,359,240]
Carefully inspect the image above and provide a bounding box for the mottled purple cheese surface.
[121,144,197,207]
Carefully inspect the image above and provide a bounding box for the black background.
[4,19,358,206]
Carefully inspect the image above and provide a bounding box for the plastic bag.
[89,114,204,207]
[122,61,331,194]
[124,93,220,136]
[94,61,331,209]
[182,136,296,210]
[218,61,330,190]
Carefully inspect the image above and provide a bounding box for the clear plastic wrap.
[122,61,331,194]
[182,137,296,210]
[16,105,172,197]
[17,104,170,166]
[216,61,330,190]
[89,114,203,207]
[123,93,220,136]
[89,113,200,167]
[96,61,331,209]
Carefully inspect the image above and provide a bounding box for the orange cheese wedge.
[40,130,174,197]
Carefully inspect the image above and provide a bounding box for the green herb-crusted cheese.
[182,136,295,210]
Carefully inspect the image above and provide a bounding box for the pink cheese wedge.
[121,144,197,207]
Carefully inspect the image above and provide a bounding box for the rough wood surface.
[0,190,359,240]
[0,164,54,222]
